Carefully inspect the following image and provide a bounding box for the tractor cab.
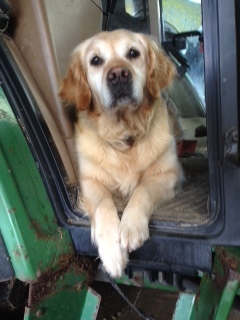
[0,0,240,319]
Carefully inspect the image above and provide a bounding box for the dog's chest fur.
[75,100,174,201]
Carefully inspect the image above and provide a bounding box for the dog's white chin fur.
[101,85,144,111]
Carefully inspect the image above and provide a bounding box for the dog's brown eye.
[128,49,140,59]
[90,56,103,66]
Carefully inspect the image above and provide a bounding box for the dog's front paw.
[92,224,128,278]
[98,240,128,278]
[119,213,149,252]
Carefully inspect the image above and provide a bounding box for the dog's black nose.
[107,66,131,86]
[107,66,133,107]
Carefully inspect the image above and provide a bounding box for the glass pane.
[162,0,205,107]
[159,0,209,226]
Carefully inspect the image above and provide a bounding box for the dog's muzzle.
[107,66,134,107]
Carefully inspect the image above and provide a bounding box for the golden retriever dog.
[59,29,183,277]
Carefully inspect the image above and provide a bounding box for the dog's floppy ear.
[59,55,91,110]
[146,37,176,99]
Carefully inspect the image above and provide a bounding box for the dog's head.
[59,29,176,112]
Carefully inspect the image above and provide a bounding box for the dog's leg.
[119,169,180,252]
[81,178,128,277]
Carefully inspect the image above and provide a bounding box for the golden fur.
[59,29,183,277]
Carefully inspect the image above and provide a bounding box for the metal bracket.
[173,247,240,319]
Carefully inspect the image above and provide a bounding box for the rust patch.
[214,265,229,292]
[216,247,240,271]
[214,248,240,292]
[28,255,98,307]
[30,220,46,239]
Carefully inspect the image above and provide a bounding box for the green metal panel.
[173,274,221,320]
[173,247,240,320]
[0,85,101,318]
[213,248,240,320]
[0,87,73,281]
[214,276,240,320]
[24,268,100,320]
[81,287,101,320]
[173,293,195,320]
[190,274,221,320]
